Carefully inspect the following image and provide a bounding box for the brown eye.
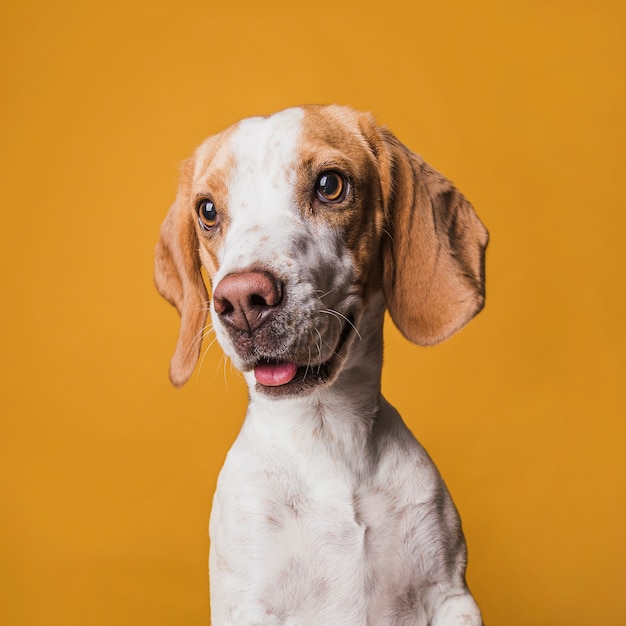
[316,171,347,203]
[197,199,219,230]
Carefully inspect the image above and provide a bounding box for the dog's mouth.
[250,316,355,397]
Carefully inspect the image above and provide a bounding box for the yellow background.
[1,0,624,624]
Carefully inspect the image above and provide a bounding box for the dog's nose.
[213,271,283,333]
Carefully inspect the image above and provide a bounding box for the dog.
[155,105,488,625]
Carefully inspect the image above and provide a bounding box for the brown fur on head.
[154,158,209,387]
[154,106,488,386]
[358,116,489,346]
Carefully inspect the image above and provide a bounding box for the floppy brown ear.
[154,158,209,386]
[379,131,488,345]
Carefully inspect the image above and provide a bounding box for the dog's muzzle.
[212,270,355,396]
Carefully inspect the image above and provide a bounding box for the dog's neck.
[241,293,388,482]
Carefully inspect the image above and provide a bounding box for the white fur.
[189,108,482,625]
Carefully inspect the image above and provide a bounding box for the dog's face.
[155,105,488,392]
[192,107,386,396]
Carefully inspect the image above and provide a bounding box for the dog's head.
[155,105,488,394]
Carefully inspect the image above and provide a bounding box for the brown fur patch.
[297,106,387,299]
[190,132,239,280]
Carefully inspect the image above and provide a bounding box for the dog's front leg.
[428,591,484,626]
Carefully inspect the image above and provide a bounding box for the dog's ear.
[371,126,488,345]
[154,158,209,386]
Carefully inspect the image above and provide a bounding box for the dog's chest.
[210,415,377,569]
[208,402,438,624]
[211,461,393,623]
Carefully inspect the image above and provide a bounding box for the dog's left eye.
[316,171,348,203]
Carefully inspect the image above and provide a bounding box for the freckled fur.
[154,105,488,625]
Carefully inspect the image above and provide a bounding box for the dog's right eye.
[316,171,348,203]
[197,199,219,230]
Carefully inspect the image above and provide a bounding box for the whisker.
[320,308,362,341]
[184,302,214,366]
[191,303,213,313]
[303,342,311,380]
[315,328,324,374]
[196,335,220,380]
[182,320,216,365]
[315,328,323,362]
[205,351,228,391]
[316,287,337,300]
[222,353,229,393]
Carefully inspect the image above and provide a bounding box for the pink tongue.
[254,361,298,386]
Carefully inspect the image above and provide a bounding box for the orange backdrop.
[1,1,625,624]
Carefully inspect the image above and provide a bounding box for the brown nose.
[213,271,283,333]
